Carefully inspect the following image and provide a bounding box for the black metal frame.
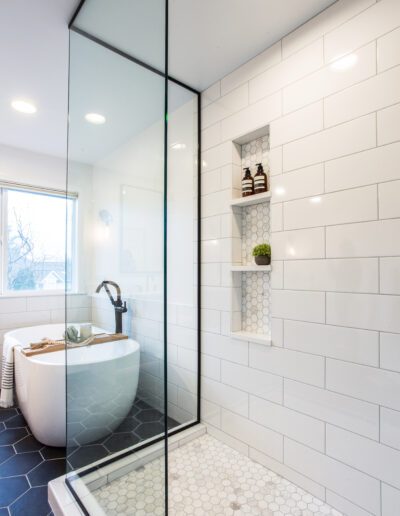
[65,1,201,514]
[163,0,169,512]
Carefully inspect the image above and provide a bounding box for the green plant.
[252,243,271,257]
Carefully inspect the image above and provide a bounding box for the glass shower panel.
[65,11,167,512]
[167,82,199,427]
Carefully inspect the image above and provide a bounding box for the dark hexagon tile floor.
[0,407,58,516]
[67,398,179,470]
[0,398,178,515]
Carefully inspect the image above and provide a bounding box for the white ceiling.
[0,0,79,158]
[0,0,336,160]
[169,0,337,91]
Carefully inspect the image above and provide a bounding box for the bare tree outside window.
[8,211,37,290]
[5,189,75,292]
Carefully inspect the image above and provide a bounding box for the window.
[1,186,77,293]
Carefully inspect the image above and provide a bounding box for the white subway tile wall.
[377,103,400,145]
[200,1,400,514]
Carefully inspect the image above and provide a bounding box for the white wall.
[0,143,66,190]
[200,1,400,514]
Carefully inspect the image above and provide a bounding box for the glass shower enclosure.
[64,1,200,513]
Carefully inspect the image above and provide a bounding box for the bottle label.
[254,174,267,192]
[242,180,253,186]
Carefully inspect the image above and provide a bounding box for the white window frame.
[0,181,78,296]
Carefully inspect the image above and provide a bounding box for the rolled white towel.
[0,336,21,408]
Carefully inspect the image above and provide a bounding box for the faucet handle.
[115,301,128,314]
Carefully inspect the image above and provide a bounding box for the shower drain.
[229,501,241,511]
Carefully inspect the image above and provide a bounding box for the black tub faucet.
[95,281,127,334]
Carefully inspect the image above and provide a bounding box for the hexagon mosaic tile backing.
[241,202,270,266]
[241,271,270,334]
[241,135,270,180]
[94,434,343,516]
[240,135,271,335]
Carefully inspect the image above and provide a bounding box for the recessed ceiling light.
[330,53,358,71]
[85,113,106,125]
[11,99,37,114]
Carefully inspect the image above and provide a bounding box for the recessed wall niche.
[230,127,271,346]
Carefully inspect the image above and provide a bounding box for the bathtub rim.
[7,323,140,367]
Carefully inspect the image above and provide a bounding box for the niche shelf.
[230,264,271,272]
[229,191,271,208]
[229,128,272,347]
[230,331,271,346]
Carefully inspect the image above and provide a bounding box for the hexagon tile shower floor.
[94,434,343,516]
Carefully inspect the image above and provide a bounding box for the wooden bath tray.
[22,333,129,357]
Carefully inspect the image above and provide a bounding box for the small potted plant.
[252,243,271,266]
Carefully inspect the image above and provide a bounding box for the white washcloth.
[0,335,22,408]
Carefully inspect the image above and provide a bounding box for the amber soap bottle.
[241,167,254,197]
[254,163,268,194]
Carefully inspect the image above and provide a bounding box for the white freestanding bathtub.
[9,323,140,447]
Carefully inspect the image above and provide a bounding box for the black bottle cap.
[243,167,251,171]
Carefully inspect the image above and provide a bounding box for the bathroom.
[0,0,399,514]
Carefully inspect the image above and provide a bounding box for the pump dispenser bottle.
[241,167,254,197]
[254,163,268,194]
